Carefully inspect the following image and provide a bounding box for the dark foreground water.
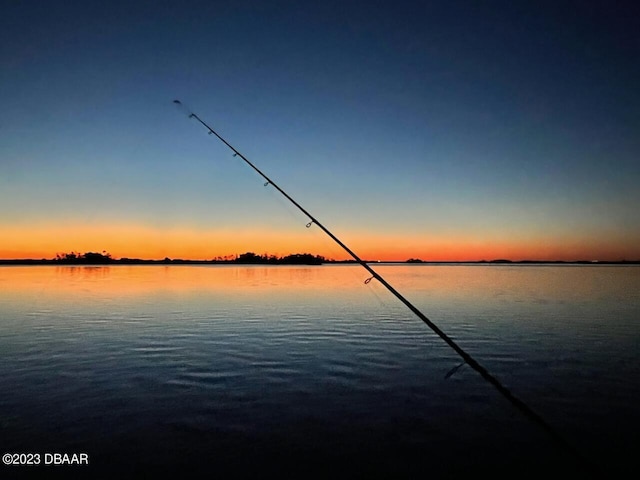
[1,265,638,478]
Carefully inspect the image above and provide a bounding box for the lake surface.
[1,265,638,478]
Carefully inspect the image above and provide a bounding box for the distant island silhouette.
[0,251,638,265]
[0,251,328,266]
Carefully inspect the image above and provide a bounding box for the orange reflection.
[2,264,637,309]
[0,265,361,299]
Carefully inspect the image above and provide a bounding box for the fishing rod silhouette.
[173,99,597,473]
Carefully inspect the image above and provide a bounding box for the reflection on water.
[0,265,638,477]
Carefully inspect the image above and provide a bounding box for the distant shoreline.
[1,259,638,266]
[3,250,638,266]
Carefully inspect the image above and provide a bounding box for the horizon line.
[0,250,638,265]
[1,256,638,266]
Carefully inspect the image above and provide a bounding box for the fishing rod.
[173,99,597,473]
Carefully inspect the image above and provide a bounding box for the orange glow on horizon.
[0,223,327,260]
[1,223,637,262]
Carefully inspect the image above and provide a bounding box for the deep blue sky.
[1,0,638,260]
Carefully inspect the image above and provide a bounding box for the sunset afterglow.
[1,222,636,262]
[1,1,638,262]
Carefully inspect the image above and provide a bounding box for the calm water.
[1,265,638,478]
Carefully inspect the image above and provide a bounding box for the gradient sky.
[1,0,638,261]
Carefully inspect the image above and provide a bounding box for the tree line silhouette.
[1,251,637,265]
[45,251,329,265]
[55,251,113,264]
